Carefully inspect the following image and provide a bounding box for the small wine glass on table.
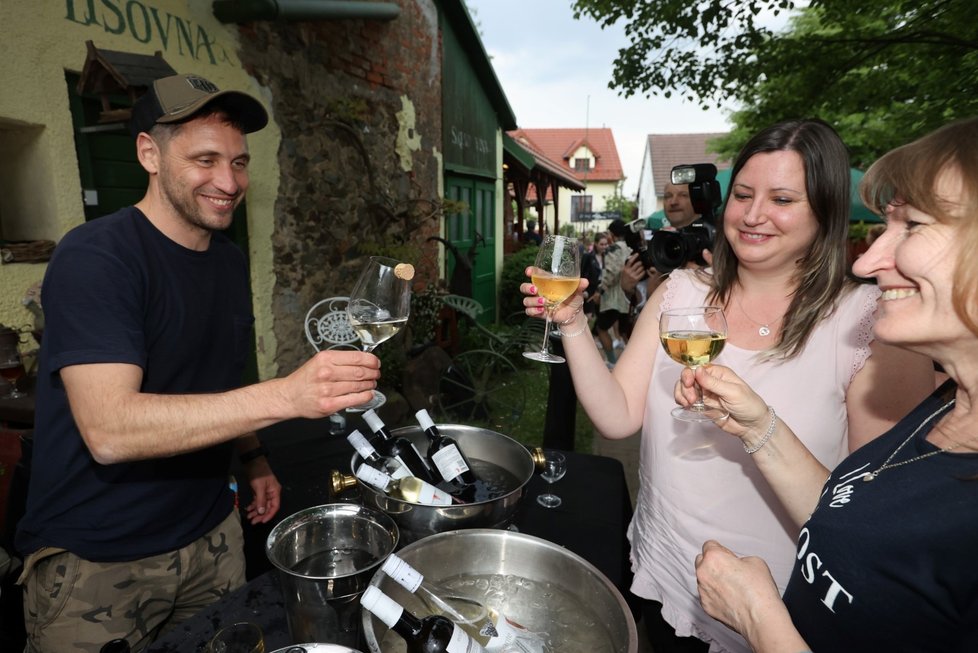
[0,339,26,399]
[346,256,413,412]
[659,306,728,422]
[206,622,264,653]
[523,235,581,364]
[537,449,567,508]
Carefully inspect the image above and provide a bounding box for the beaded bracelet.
[743,406,777,454]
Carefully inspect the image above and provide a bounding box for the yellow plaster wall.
[0,0,281,376]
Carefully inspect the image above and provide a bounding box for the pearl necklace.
[861,398,977,482]
[735,293,783,337]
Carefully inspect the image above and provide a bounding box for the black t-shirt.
[16,207,254,561]
[784,381,978,652]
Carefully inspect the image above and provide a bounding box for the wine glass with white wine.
[346,256,413,412]
[659,306,728,422]
[523,235,581,364]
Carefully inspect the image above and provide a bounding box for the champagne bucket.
[361,529,638,653]
[351,425,535,544]
[266,504,398,648]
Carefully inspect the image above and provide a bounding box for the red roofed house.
[508,127,625,235]
[637,133,729,223]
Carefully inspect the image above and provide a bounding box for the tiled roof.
[648,133,729,196]
[510,128,624,183]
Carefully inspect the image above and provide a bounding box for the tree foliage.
[573,0,978,167]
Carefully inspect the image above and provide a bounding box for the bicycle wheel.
[436,349,526,430]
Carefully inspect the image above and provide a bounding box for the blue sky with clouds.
[463,0,734,198]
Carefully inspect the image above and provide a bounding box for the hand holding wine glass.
[537,449,567,508]
[346,256,413,412]
[659,306,728,422]
[524,235,581,364]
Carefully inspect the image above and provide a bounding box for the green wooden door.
[445,175,496,322]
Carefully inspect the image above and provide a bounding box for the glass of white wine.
[659,306,728,422]
[346,256,413,412]
[523,235,581,364]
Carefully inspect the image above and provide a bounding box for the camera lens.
[650,231,688,274]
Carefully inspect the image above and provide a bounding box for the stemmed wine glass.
[346,256,413,412]
[537,449,567,508]
[206,622,265,653]
[0,339,26,399]
[659,306,728,422]
[523,235,581,364]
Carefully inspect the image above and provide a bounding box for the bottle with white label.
[381,553,548,653]
[363,409,440,484]
[347,430,412,480]
[360,585,485,653]
[355,464,453,506]
[415,409,479,497]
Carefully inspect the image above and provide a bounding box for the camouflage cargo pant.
[19,509,245,653]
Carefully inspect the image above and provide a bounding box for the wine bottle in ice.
[363,408,440,484]
[355,464,453,506]
[381,553,548,653]
[415,409,478,497]
[360,585,485,653]
[347,429,412,480]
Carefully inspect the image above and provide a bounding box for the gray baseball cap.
[129,73,268,137]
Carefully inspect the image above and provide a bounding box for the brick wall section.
[235,0,443,374]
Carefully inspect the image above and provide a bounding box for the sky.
[464,0,735,199]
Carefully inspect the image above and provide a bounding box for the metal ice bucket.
[361,529,638,653]
[266,504,398,648]
[351,425,537,544]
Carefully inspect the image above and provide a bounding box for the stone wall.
[234,0,444,375]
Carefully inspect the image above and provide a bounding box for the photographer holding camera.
[620,177,718,315]
[522,119,935,652]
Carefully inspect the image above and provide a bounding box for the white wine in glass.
[659,306,728,422]
[346,256,413,412]
[524,235,581,364]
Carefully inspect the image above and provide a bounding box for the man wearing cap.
[15,74,381,651]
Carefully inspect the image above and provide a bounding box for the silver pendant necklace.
[862,398,975,482]
[736,293,782,337]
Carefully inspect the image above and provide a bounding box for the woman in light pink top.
[522,119,936,652]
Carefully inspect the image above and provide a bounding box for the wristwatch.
[238,443,270,464]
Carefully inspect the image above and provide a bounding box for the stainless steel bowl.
[361,529,638,653]
[266,504,399,647]
[351,425,536,543]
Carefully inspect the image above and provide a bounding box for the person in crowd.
[624,182,706,311]
[15,74,380,652]
[523,219,542,245]
[689,116,978,653]
[522,118,936,652]
[594,219,632,366]
[663,181,699,229]
[581,232,609,319]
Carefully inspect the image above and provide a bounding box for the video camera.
[623,163,723,275]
